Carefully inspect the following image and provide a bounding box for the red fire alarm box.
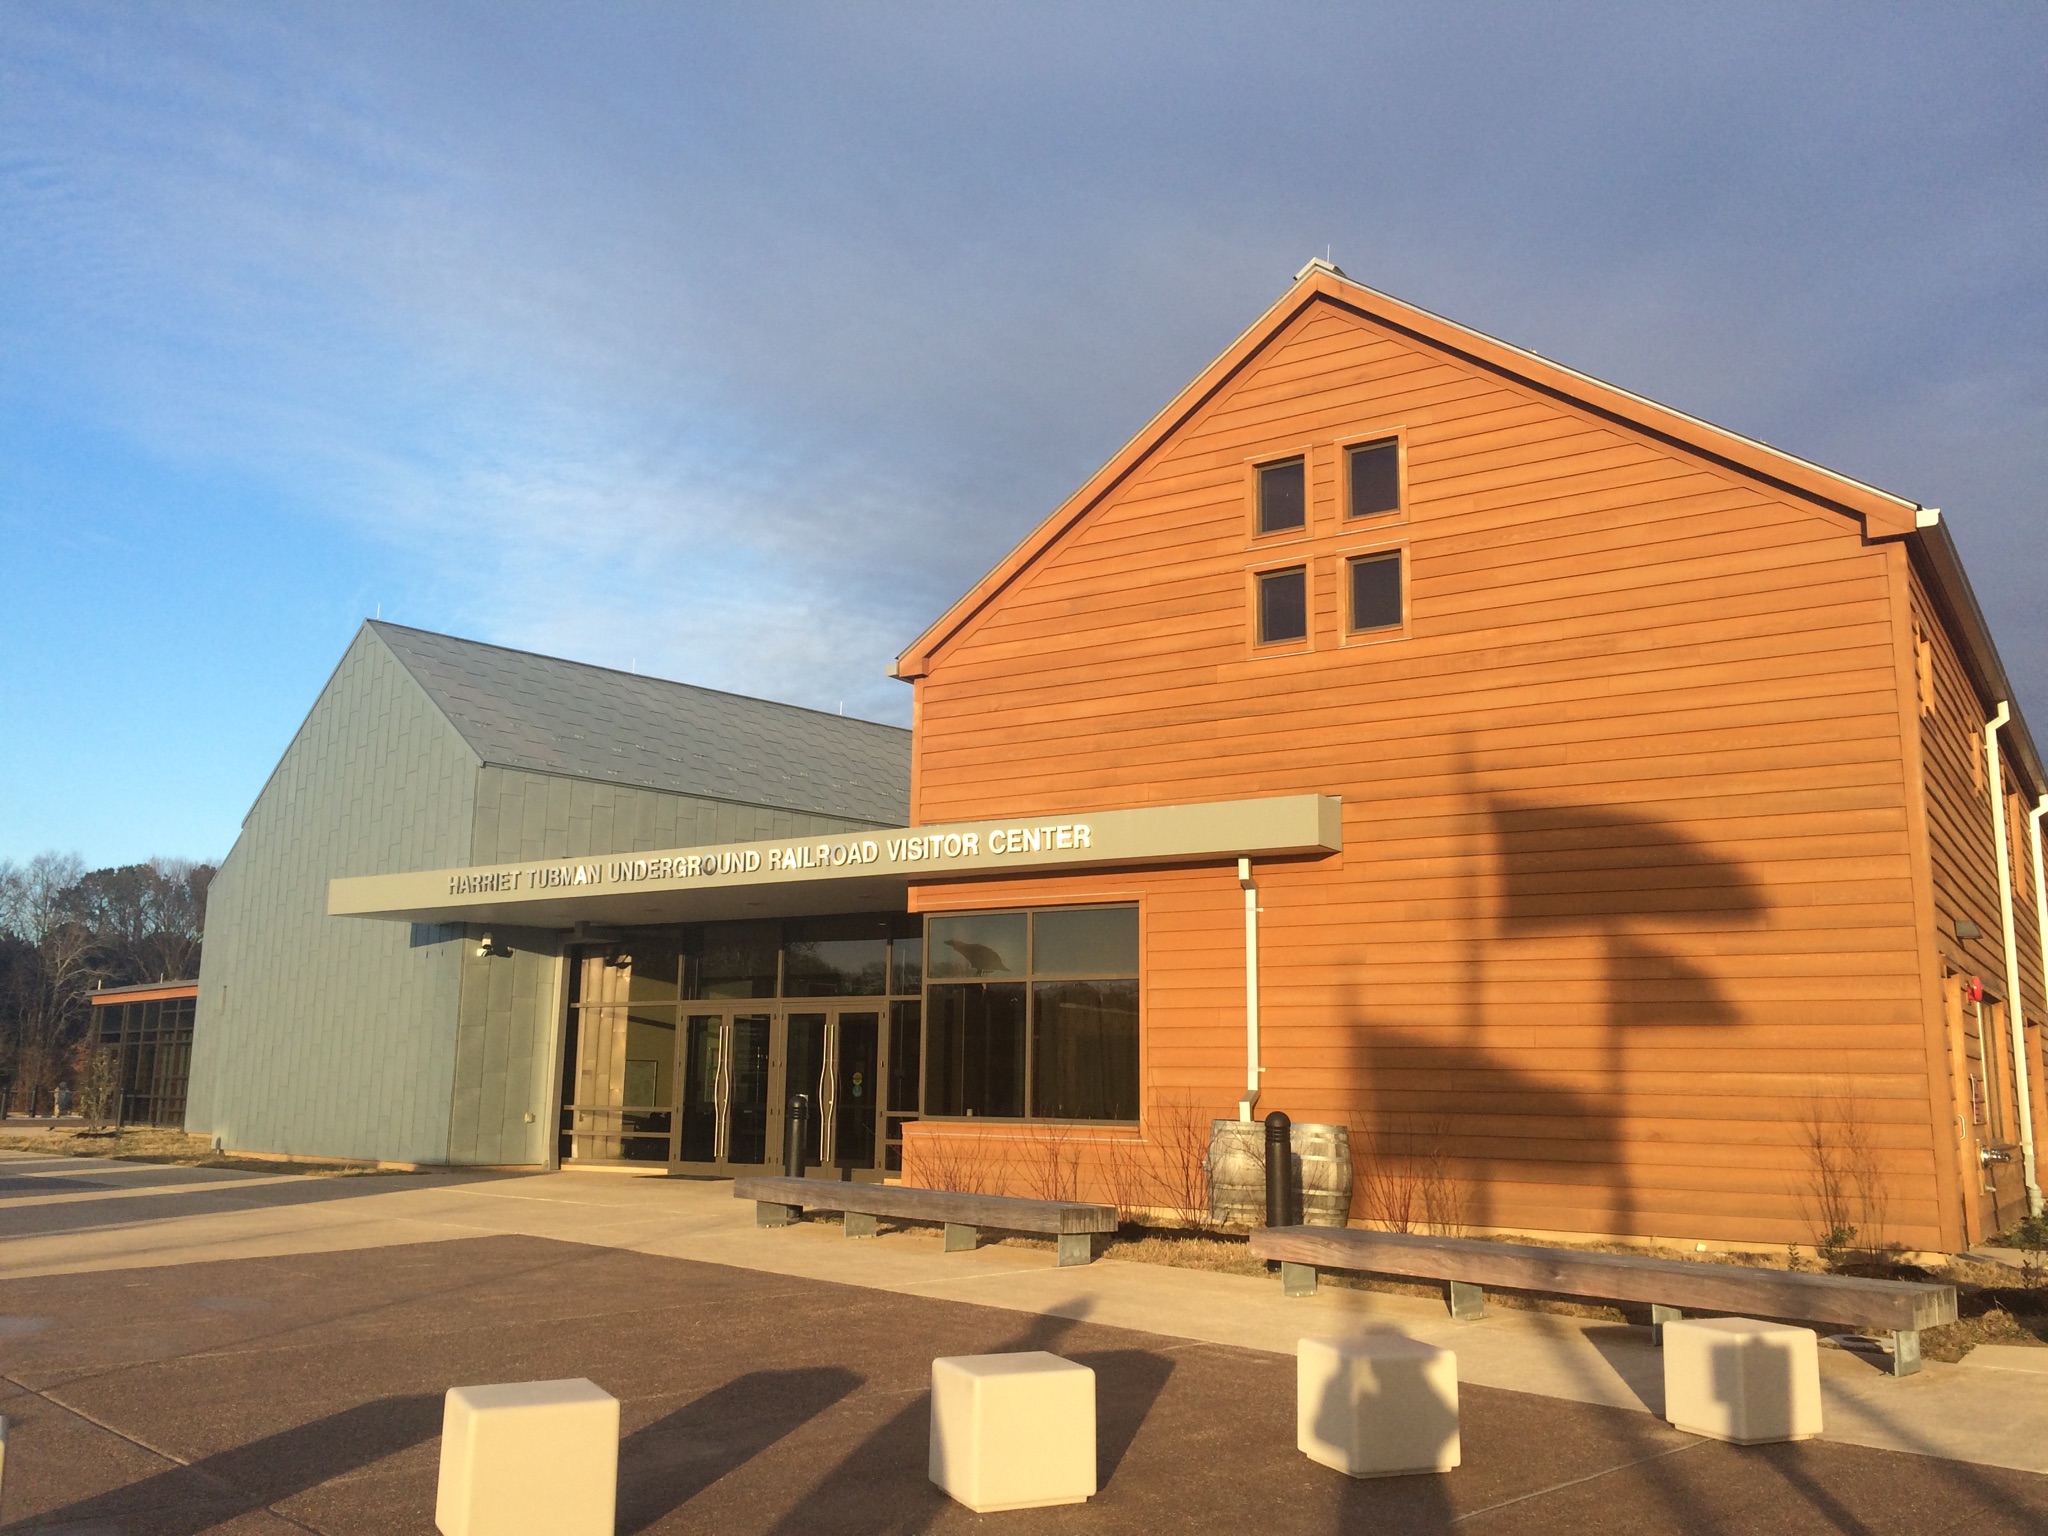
[1967,976,1985,1002]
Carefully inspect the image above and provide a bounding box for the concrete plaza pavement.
[1,1150,2045,1532]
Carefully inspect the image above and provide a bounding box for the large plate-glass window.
[923,905,1139,1122]
[685,921,779,999]
[784,914,892,996]
[566,950,674,1162]
[925,983,1027,1117]
[926,912,1027,979]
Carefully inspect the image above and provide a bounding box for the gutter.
[1238,857,1262,1121]
[1985,703,2043,1214]
[2028,794,2048,1218]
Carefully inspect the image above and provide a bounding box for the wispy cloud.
[2,2,2044,860]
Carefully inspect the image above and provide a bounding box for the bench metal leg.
[1282,1261,1318,1298]
[1893,1330,1921,1377]
[1651,1304,1682,1345]
[943,1222,978,1253]
[844,1211,877,1238]
[1448,1281,1486,1320]
[755,1201,798,1228]
[1056,1232,1095,1267]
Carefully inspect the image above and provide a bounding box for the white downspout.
[2025,794,2048,1217]
[1984,702,2042,1214]
[1238,857,1262,1121]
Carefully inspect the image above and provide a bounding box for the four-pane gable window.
[1246,434,1408,651]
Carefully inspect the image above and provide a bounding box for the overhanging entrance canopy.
[329,794,1342,927]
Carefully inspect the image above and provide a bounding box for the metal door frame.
[769,1004,889,1181]
[669,1005,773,1175]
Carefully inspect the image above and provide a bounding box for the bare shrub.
[1417,1120,1468,1237]
[1155,1089,1212,1236]
[74,1043,120,1131]
[1354,1115,1420,1233]
[1098,1133,1150,1224]
[1796,1091,1895,1267]
[1023,1119,1082,1203]
[1352,1112,1465,1235]
[911,1129,992,1195]
[1147,1090,1215,1229]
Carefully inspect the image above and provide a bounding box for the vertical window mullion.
[1022,913,1035,1119]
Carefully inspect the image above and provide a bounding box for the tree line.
[0,853,215,1116]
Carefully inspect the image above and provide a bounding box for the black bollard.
[1264,1109,1294,1228]
[784,1093,812,1177]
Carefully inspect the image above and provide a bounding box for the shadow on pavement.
[5,1392,441,1535]
[1581,1323,1666,1416]
[1067,1347,1178,1486]
[0,1164,508,1243]
[618,1366,862,1534]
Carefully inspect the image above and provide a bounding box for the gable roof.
[369,622,909,825]
[894,261,1927,682]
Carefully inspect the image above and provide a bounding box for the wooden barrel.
[1205,1118,1266,1226]
[1293,1122,1353,1228]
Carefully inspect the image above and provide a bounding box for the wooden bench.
[732,1176,1118,1267]
[1249,1226,1957,1377]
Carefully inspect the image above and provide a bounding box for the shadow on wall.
[1343,791,1767,1239]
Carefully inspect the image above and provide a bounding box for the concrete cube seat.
[436,1377,619,1536]
[1298,1334,1460,1479]
[929,1351,1096,1513]
[1662,1317,1822,1445]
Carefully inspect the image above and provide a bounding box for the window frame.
[918,901,1141,1125]
[1335,427,1407,527]
[1247,449,1313,543]
[1337,537,1410,646]
[1248,559,1312,653]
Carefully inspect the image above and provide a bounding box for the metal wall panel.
[188,629,480,1163]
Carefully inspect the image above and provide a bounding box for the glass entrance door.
[677,1011,772,1170]
[833,1011,880,1169]
[775,1009,883,1175]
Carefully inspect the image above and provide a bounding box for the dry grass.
[0,1125,411,1177]
[1920,1308,2047,1362]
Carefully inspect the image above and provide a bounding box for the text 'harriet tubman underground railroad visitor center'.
[188,260,2048,1257]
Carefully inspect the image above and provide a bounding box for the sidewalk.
[3,1150,2044,1476]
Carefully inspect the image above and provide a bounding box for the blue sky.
[3,3,2044,868]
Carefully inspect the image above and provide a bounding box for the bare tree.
[61,859,214,985]
[0,854,93,1114]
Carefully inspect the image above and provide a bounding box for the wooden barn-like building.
[203,261,2042,1261]
[891,260,2045,1256]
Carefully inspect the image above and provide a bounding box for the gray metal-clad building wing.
[369,622,909,825]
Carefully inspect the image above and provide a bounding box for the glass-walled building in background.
[89,981,198,1128]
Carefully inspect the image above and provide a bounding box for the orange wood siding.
[907,296,1951,1251]
[1911,565,2048,1241]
